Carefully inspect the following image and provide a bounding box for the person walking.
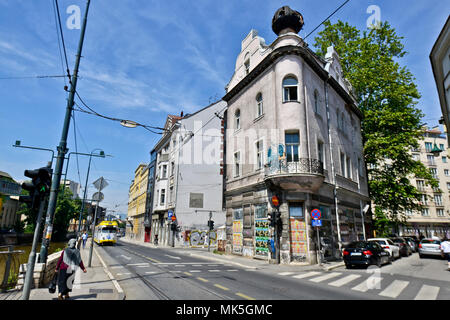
[55,238,87,300]
[441,237,450,271]
[82,232,88,249]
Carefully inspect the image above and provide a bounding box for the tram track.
[100,244,233,300]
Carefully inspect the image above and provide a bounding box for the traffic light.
[170,223,178,231]
[268,212,275,227]
[275,211,282,225]
[19,166,52,208]
[208,220,215,230]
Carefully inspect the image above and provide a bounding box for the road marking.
[120,255,131,260]
[145,271,157,275]
[111,266,124,269]
[164,254,181,260]
[278,272,295,276]
[197,277,209,283]
[184,272,192,276]
[226,270,239,272]
[414,285,440,300]
[329,274,362,287]
[309,272,342,283]
[352,276,383,292]
[378,280,409,298]
[236,292,256,300]
[145,257,161,263]
[292,271,322,279]
[189,270,201,273]
[116,273,131,276]
[175,265,185,267]
[208,270,221,272]
[127,263,149,266]
[214,284,230,291]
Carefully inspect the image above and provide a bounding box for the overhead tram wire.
[73,90,166,134]
[51,0,68,87]
[53,0,72,83]
[303,0,351,40]
[0,75,67,80]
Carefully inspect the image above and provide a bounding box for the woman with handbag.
[55,238,87,300]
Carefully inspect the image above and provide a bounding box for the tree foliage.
[314,21,437,229]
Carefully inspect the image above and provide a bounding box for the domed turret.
[272,6,304,36]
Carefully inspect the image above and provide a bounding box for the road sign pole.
[316,226,321,265]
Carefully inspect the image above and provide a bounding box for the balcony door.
[285,132,299,163]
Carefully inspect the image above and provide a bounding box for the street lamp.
[13,140,55,167]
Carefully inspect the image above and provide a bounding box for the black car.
[343,241,391,269]
[391,237,412,256]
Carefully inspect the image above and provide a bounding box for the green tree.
[52,185,80,241]
[314,21,437,233]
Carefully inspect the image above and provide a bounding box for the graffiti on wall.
[185,230,217,247]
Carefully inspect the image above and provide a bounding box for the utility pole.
[39,0,91,264]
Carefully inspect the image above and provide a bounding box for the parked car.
[343,241,391,269]
[368,238,400,261]
[418,238,442,258]
[404,237,418,252]
[391,237,412,257]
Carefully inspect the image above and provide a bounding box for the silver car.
[418,238,442,258]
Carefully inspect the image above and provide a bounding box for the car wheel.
[376,257,382,268]
[419,254,424,259]
[345,263,353,269]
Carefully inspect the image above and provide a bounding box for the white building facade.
[222,7,370,265]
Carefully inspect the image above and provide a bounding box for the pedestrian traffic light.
[19,166,52,209]
[208,220,215,230]
[275,211,282,224]
[170,223,178,231]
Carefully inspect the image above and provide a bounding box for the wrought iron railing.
[265,158,324,176]
[0,246,24,292]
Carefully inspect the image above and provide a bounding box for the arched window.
[256,92,263,118]
[244,53,250,75]
[313,90,319,113]
[283,76,298,102]
[235,109,241,130]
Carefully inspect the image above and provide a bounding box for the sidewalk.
[1,239,124,301]
[119,237,344,272]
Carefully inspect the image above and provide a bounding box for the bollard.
[1,246,13,293]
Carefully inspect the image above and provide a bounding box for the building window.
[234,151,241,178]
[289,202,304,218]
[358,158,363,178]
[244,53,250,75]
[440,144,445,150]
[256,93,263,118]
[412,153,420,161]
[170,162,175,177]
[340,152,346,177]
[313,90,319,114]
[442,156,447,163]
[421,208,430,216]
[255,140,264,170]
[427,154,435,165]
[417,180,425,191]
[434,194,443,206]
[285,132,299,162]
[346,155,352,179]
[340,112,345,131]
[160,189,166,205]
[318,141,325,168]
[420,194,428,205]
[282,76,298,102]
[437,209,445,217]
[405,209,413,216]
[235,109,241,131]
[445,169,449,176]
[429,168,438,179]
[162,165,167,179]
[425,142,433,153]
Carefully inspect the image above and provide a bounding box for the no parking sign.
[311,209,321,220]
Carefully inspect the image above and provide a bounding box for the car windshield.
[421,240,440,245]
[392,239,404,243]
[372,240,386,245]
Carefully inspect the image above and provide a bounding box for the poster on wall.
[255,219,270,257]
[289,218,307,257]
[232,220,243,254]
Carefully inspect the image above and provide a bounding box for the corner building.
[223,7,370,264]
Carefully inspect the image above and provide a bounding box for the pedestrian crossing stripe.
[379,280,409,298]
[414,285,440,300]
[328,274,361,287]
[292,271,321,279]
[309,272,342,283]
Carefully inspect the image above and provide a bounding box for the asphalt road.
[95,241,450,300]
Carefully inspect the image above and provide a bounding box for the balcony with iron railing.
[264,158,325,191]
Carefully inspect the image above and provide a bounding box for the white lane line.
[127,263,149,266]
[145,271,157,275]
[414,285,440,300]
[164,254,181,260]
[352,276,383,292]
[227,270,239,272]
[309,272,342,283]
[278,272,295,276]
[329,274,362,287]
[378,280,409,298]
[208,270,221,272]
[189,270,201,273]
[94,248,124,299]
[120,255,131,260]
[116,273,131,276]
[175,265,185,267]
[292,271,322,279]
[110,266,124,269]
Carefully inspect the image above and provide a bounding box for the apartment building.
[222,6,370,265]
[400,126,450,238]
[127,163,149,241]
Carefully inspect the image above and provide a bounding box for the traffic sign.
[311,209,321,220]
[168,210,173,218]
[312,219,322,227]
[271,195,279,207]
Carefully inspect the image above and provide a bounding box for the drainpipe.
[324,77,342,256]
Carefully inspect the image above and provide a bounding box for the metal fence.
[0,246,24,292]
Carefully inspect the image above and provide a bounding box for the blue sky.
[0,0,448,216]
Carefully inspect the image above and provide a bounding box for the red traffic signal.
[271,195,280,207]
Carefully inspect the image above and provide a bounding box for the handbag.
[48,271,58,294]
